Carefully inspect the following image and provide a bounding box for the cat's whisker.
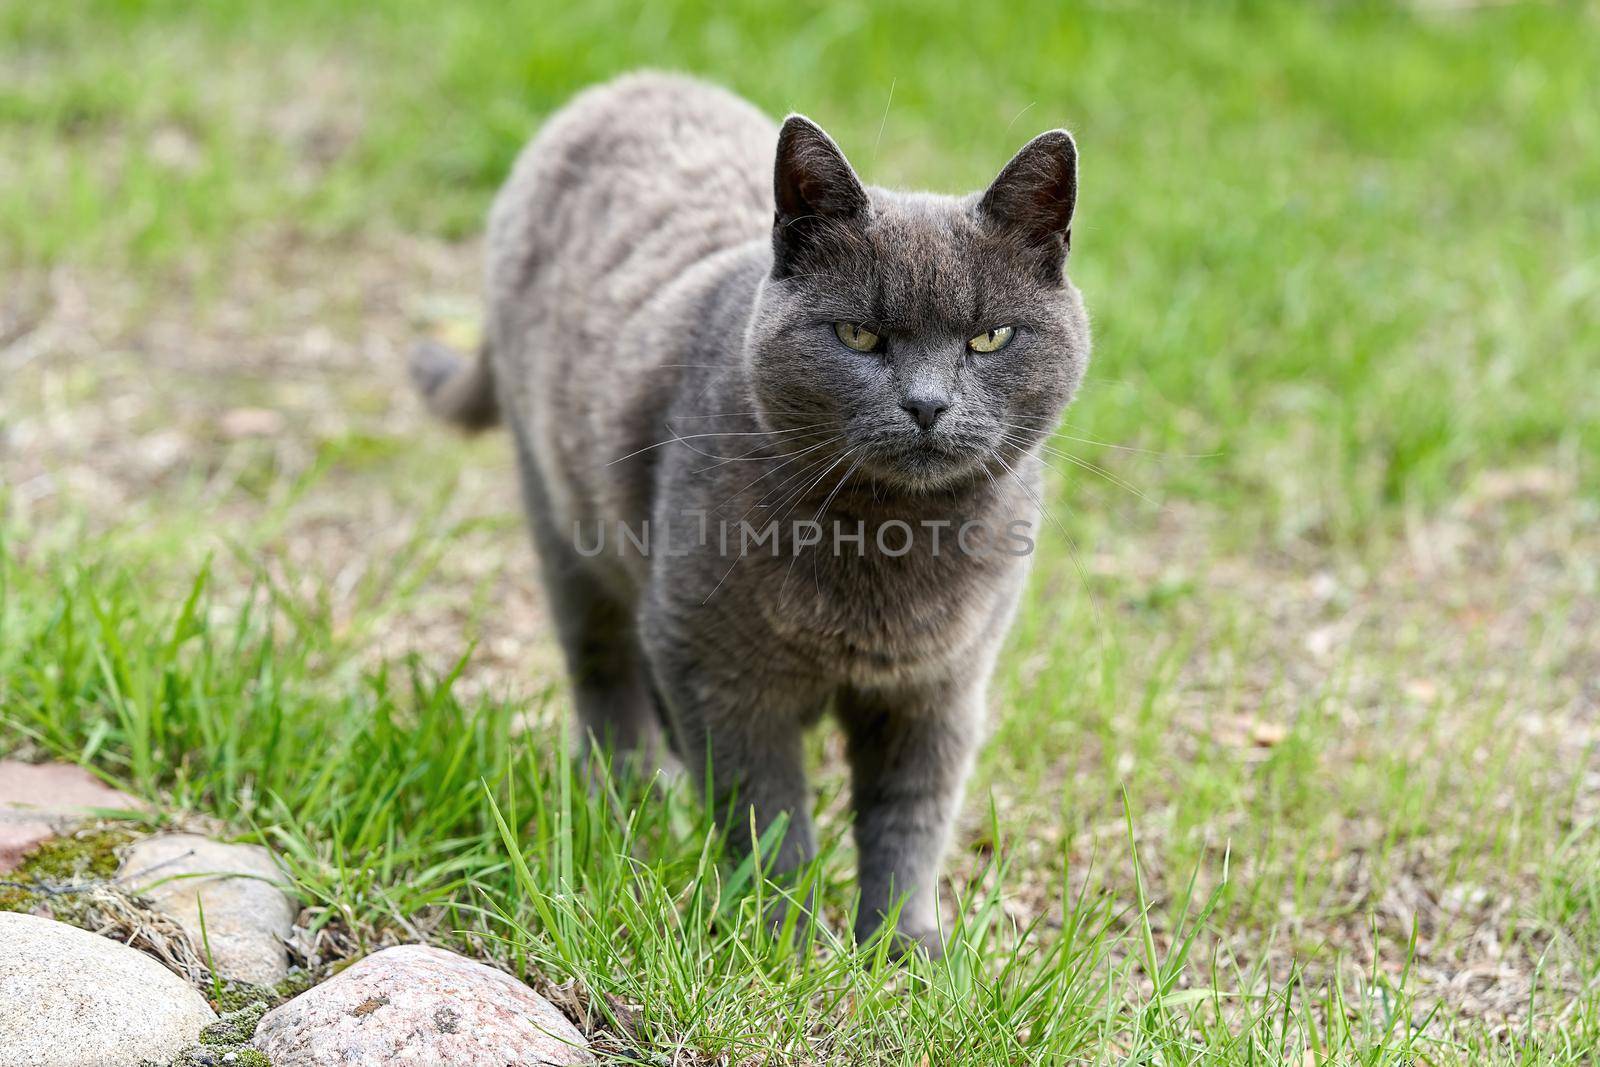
[680,420,833,435]
[742,438,849,522]
[670,410,822,420]
[1053,432,1217,459]
[997,430,1155,505]
[996,435,1155,528]
[975,452,1033,558]
[768,445,860,536]
[608,423,834,466]
[979,459,1036,552]
[802,447,864,536]
[701,556,740,605]
[711,441,843,519]
[703,446,854,604]
[986,446,1102,625]
[692,431,840,476]
[747,448,850,522]
[670,427,828,464]
[675,423,839,462]
[1000,418,1217,459]
[800,450,866,595]
[664,435,752,463]
[1033,448,1154,505]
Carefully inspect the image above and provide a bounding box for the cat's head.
[746,115,1090,494]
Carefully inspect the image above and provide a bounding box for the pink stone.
[253,944,594,1065]
[0,760,141,873]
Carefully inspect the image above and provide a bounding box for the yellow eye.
[967,326,1016,353]
[834,322,881,353]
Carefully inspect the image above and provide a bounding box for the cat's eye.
[834,322,882,353]
[967,326,1016,353]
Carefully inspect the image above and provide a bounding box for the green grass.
[5,0,1597,533]
[6,533,1593,1063]
[3,1,1598,1063]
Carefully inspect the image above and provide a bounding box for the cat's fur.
[413,73,1089,954]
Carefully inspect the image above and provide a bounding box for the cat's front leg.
[642,621,827,886]
[838,676,985,958]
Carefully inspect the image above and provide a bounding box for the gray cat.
[413,73,1089,955]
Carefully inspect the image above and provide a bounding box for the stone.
[218,407,285,438]
[0,760,140,873]
[253,944,593,1065]
[119,834,299,985]
[0,911,216,1067]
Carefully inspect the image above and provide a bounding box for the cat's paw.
[761,890,820,948]
[889,925,945,961]
[581,743,682,797]
[856,918,946,961]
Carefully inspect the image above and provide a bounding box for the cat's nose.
[900,394,949,430]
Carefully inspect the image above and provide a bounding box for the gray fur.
[416,73,1090,954]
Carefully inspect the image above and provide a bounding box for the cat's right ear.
[772,115,869,275]
[979,129,1078,284]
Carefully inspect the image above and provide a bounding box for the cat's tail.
[409,337,500,432]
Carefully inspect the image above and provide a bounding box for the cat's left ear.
[978,130,1078,282]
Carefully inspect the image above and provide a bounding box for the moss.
[0,826,134,916]
[161,1009,277,1067]
[210,982,272,1015]
[207,969,311,1016]
[200,1000,269,1045]
[163,1045,273,1066]
[18,827,130,880]
[0,882,32,912]
[167,1051,218,1067]
[271,968,314,1003]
